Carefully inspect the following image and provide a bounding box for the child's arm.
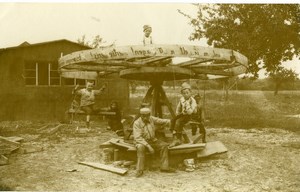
[182,98,197,115]
[94,84,106,95]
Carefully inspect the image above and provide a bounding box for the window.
[62,78,95,86]
[24,61,61,86]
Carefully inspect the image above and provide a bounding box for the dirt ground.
[1,120,299,192]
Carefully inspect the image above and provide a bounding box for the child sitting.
[170,82,197,147]
[107,101,124,136]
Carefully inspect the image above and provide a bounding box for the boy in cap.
[73,81,106,128]
[133,107,175,177]
[143,25,153,45]
[170,82,197,147]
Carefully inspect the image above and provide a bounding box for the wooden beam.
[170,148,204,155]
[197,141,227,158]
[0,136,21,147]
[0,155,8,165]
[191,68,233,76]
[2,136,24,143]
[177,58,213,67]
[109,139,136,151]
[78,162,128,175]
[99,138,119,148]
[168,143,206,150]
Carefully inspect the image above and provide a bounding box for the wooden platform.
[100,138,206,155]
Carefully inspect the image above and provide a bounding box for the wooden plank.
[5,136,24,143]
[197,141,228,158]
[99,138,118,148]
[109,139,136,151]
[48,124,64,135]
[126,142,206,153]
[170,147,204,155]
[0,146,19,155]
[0,136,21,147]
[191,68,233,76]
[177,58,213,67]
[0,155,8,165]
[78,161,128,175]
[169,143,206,150]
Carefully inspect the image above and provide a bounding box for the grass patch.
[129,89,300,132]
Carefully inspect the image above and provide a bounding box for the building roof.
[0,39,91,52]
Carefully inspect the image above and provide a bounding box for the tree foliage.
[179,4,300,78]
[77,35,106,48]
[269,66,298,95]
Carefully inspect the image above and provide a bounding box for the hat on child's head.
[140,107,151,115]
[143,25,152,32]
[181,82,191,91]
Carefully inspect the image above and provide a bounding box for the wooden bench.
[67,108,117,123]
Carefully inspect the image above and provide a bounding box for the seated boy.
[170,82,197,147]
[106,101,124,136]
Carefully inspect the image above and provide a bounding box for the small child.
[73,81,106,128]
[170,83,197,147]
[107,101,124,136]
[143,25,153,45]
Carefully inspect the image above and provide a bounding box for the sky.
[0,2,299,78]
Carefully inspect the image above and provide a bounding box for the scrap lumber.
[109,139,136,151]
[37,124,50,132]
[0,155,8,165]
[5,136,24,143]
[0,136,21,147]
[78,161,128,175]
[169,143,206,154]
[47,124,64,135]
[169,143,206,150]
[99,139,115,148]
[20,146,44,154]
[0,146,19,155]
[197,141,228,158]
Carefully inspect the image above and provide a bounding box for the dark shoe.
[160,168,176,173]
[135,170,143,177]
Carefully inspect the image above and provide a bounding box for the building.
[0,39,129,121]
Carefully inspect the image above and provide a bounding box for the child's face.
[86,82,94,91]
[144,28,152,37]
[110,103,117,109]
[181,89,191,100]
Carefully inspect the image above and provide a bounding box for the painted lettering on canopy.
[130,47,153,56]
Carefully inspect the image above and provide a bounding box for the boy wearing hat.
[73,81,106,128]
[133,107,175,177]
[170,82,197,147]
[143,25,153,45]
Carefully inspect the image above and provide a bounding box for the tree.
[269,66,298,95]
[179,4,300,78]
[77,35,106,48]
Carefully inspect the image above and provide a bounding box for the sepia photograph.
[0,1,299,191]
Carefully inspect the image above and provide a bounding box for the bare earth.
[1,122,299,192]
